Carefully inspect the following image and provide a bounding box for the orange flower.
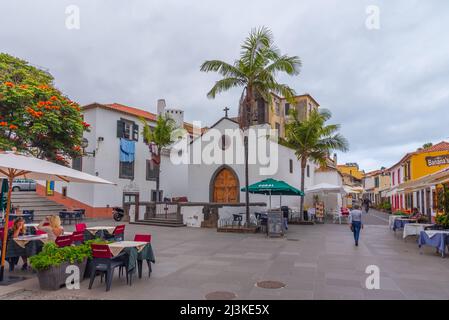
[45,101,52,106]
[9,124,18,130]
[0,121,8,126]
[20,85,28,89]
[38,84,49,90]
[4,82,14,88]
[50,96,58,101]
[37,101,46,107]
[81,121,90,128]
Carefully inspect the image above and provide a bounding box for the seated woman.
[38,215,64,241]
[411,208,421,219]
[8,217,29,270]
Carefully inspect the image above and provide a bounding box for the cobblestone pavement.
[2,217,449,300]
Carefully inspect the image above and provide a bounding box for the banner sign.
[426,155,449,167]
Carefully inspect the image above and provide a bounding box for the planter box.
[37,259,87,291]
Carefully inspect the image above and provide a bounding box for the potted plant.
[435,213,449,230]
[30,241,96,290]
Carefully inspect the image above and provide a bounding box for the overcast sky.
[1,0,448,172]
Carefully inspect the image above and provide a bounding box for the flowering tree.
[0,53,89,164]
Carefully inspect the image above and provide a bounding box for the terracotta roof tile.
[388,141,449,170]
[82,102,204,134]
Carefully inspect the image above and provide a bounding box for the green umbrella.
[241,178,304,209]
[0,179,8,212]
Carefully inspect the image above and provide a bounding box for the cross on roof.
[223,107,230,118]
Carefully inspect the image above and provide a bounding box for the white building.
[40,101,343,226]
[38,101,196,218]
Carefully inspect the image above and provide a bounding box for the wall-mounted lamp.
[81,138,96,157]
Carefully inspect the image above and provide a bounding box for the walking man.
[363,198,370,213]
[349,204,364,246]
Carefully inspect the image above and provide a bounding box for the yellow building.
[390,141,449,216]
[363,169,391,205]
[239,92,320,138]
[337,163,365,181]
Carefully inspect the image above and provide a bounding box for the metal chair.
[134,234,152,278]
[55,235,73,247]
[88,244,128,292]
[75,223,87,232]
[71,231,85,245]
[105,225,126,241]
[232,214,243,227]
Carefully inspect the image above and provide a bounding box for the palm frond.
[265,55,301,76]
[200,60,245,79]
[207,78,245,99]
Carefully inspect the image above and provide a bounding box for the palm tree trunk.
[243,86,253,227]
[244,135,249,226]
[300,158,307,221]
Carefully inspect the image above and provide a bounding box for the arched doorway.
[210,166,239,203]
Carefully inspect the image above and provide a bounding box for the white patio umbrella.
[0,151,114,282]
[305,183,345,194]
[305,183,346,219]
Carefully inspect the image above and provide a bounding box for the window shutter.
[117,120,125,138]
[132,124,139,141]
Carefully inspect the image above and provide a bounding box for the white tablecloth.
[403,224,433,239]
[389,216,401,228]
[425,230,449,238]
[107,241,147,257]
[85,226,116,235]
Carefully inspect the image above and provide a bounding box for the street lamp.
[81,138,96,157]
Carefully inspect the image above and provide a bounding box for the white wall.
[53,107,158,208]
[178,118,317,211]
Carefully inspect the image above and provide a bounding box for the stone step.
[8,191,67,217]
[132,219,185,227]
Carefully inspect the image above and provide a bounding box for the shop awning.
[397,167,449,192]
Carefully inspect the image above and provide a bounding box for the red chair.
[35,230,47,235]
[55,235,73,247]
[88,244,128,292]
[71,231,85,244]
[106,225,125,241]
[134,234,151,243]
[133,234,152,278]
[75,223,87,232]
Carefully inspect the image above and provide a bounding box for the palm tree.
[285,108,349,217]
[201,26,301,225]
[140,115,176,202]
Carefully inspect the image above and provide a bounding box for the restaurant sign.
[426,155,449,167]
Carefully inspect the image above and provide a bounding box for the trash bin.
[303,210,308,221]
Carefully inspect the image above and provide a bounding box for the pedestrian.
[349,204,364,246]
[281,206,289,230]
[363,198,370,213]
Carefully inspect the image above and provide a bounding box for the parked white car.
[12,179,36,191]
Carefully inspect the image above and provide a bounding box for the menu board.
[315,202,325,221]
[267,211,284,237]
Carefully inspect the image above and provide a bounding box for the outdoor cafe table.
[85,226,116,240]
[389,215,404,228]
[107,241,155,276]
[392,218,417,232]
[418,230,449,258]
[403,223,434,239]
[6,234,49,260]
